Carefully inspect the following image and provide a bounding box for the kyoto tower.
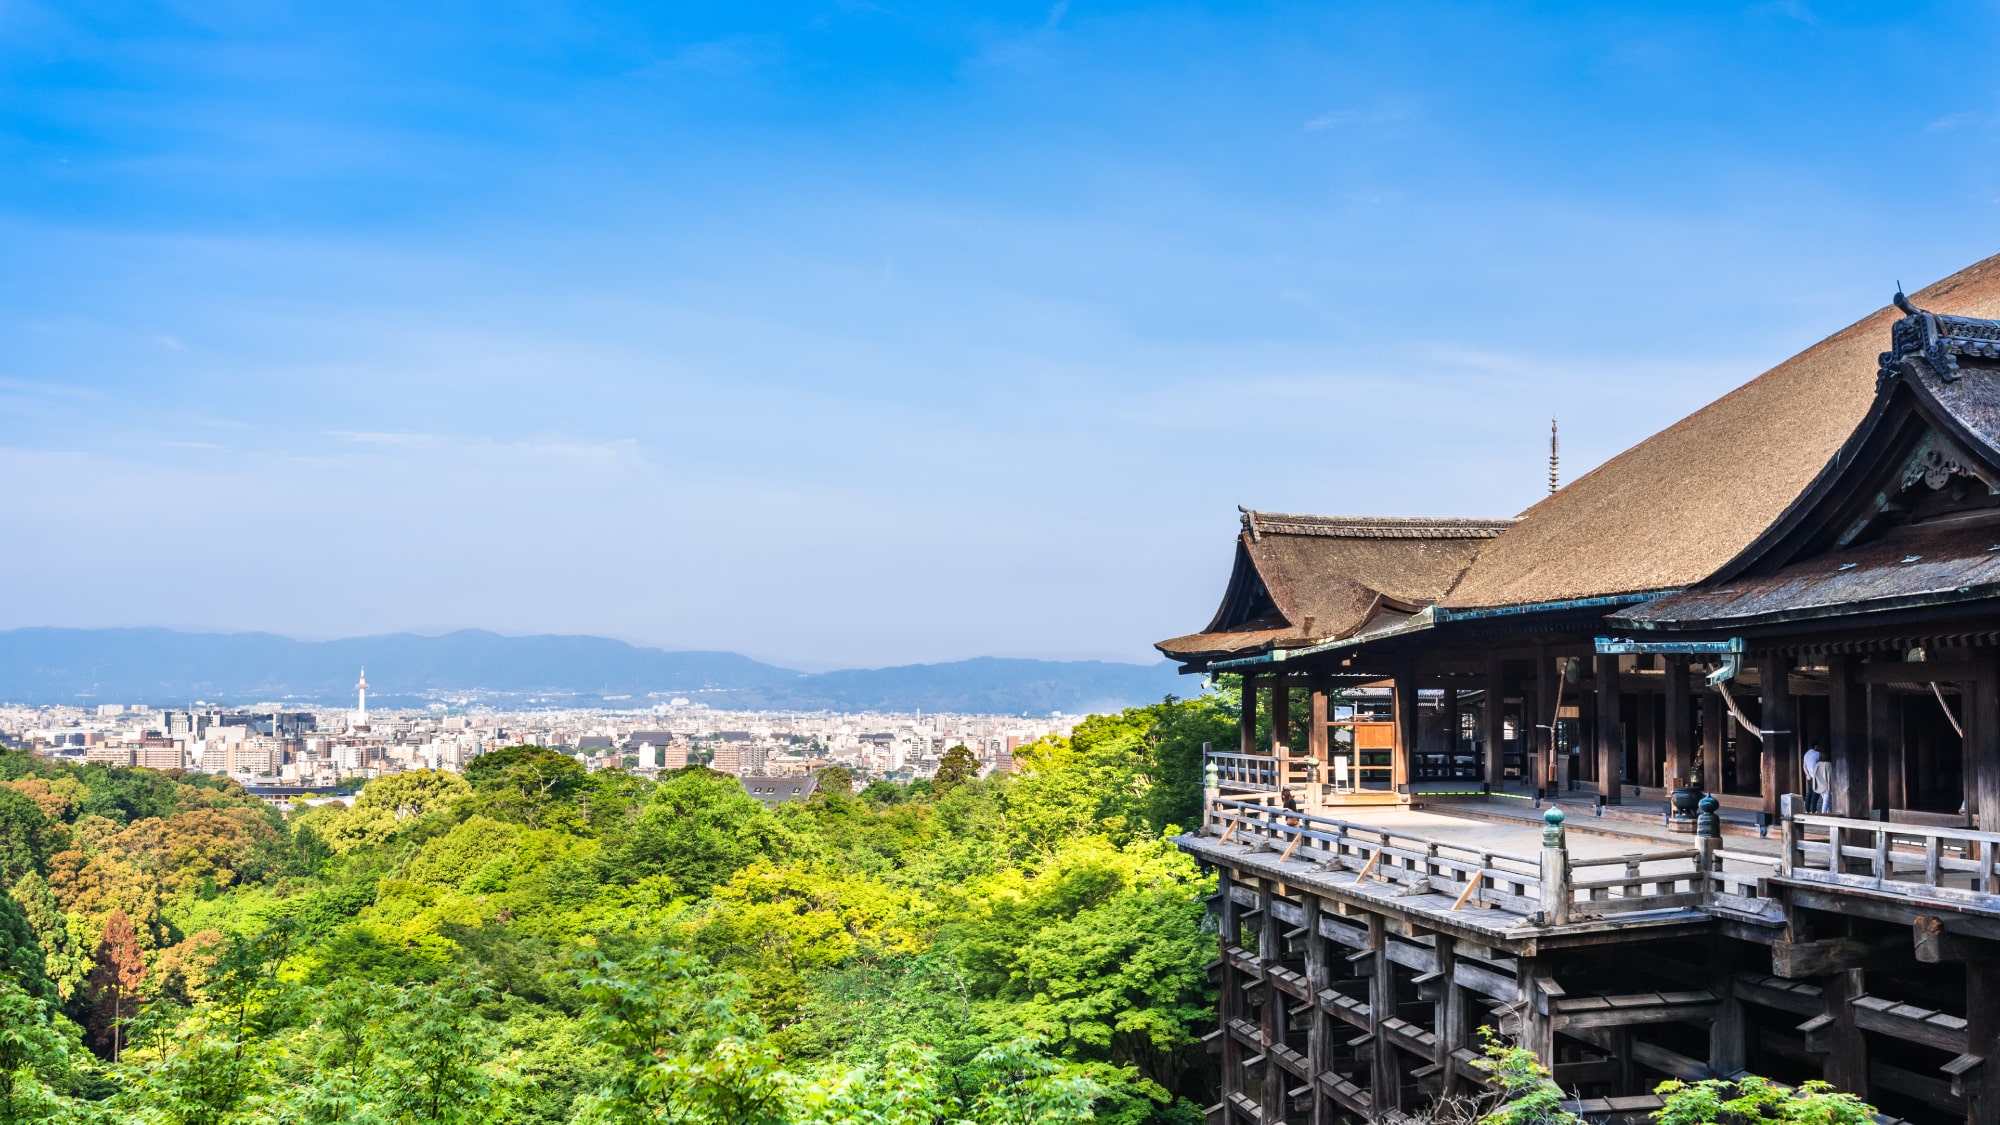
[354,667,369,729]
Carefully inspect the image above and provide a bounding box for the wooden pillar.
[1436,935,1465,1097]
[1367,913,1395,1112]
[1708,952,1745,1078]
[1702,690,1725,792]
[1664,656,1693,788]
[1966,957,2000,1125]
[1442,684,1460,782]
[1822,967,1867,1095]
[1828,655,1869,818]
[1271,673,1292,754]
[1301,893,1329,1125]
[1308,672,1329,765]
[1485,651,1507,789]
[1394,660,1418,794]
[1258,878,1283,1125]
[1973,655,2000,833]
[1596,652,1622,803]
[1759,652,1796,822]
[1536,647,1557,792]
[1636,683,1659,790]
[1272,674,1292,800]
[1869,682,1902,813]
[1217,867,1244,1102]
[1240,675,1258,756]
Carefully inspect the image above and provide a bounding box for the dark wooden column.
[1217,867,1244,1104]
[1258,878,1283,1125]
[1636,681,1658,789]
[1967,957,2000,1125]
[1759,652,1795,822]
[1485,651,1506,789]
[1595,652,1622,803]
[1664,656,1692,788]
[1301,892,1329,1125]
[1308,671,1329,769]
[1271,673,1291,753]
[1442,684,1459,782]
[1828,655,1869,818]
[1822,967,1867,1095]
[1868,681,1901,813]
[1394,659,1418,793]
[1240,674,1258,756]
[1536,646,1557,792]
[1704,688,1736,792]
[1972,655,2000,833]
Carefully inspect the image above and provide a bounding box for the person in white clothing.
[1802,745,1825,813]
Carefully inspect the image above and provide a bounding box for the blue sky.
[2,1,1997,669]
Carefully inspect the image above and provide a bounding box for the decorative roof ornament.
[1878,288,2000,388]
[1238,505,1261,541]
[1549,418,1560,495]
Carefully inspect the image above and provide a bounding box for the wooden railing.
[1783,813,2000,896]
[1201,797,1715,925]
[1206,748,1385,794]
[1207,751,1282,792]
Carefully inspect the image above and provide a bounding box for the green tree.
[461,747,587,830]
[1472,1029,1582,1125]
[0,978,81,1125]
[608,770,793,898]
[0,890,51,1004]
[375,974,504,1125]
[1652,1076,1873,1125]
[8,875,84,1002]
[570,947,788,1125]
[934,746,980,795]
[0,789,50,888]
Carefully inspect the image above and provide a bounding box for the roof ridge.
[1245,510,1519,540]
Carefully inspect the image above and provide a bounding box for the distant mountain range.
[0,628,1193,715]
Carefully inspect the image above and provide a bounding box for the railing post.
[1779,806,1798,877]
[1540,808,1570,926]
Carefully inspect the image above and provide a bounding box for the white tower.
[354,668,369,730]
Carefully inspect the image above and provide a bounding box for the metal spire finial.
[1549,418,1560,494]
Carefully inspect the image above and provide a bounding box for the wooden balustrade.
[1784,813,2000,896]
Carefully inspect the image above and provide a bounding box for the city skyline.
[7,3,2000,667]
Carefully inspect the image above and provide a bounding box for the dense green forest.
[0,694,1233,1124]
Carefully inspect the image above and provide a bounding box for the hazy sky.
[3,2,1998,669]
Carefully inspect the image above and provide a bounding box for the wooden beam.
[1915,914,1999,964]
[1770,937,1901,979]
[1702,690,1725,794]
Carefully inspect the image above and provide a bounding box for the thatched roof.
[1156,511,1513,665]
[1444,252,2000,608]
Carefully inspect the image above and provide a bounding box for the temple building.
[1165,253,2000,1124]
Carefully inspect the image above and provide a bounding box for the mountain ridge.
[0,627,1191,714]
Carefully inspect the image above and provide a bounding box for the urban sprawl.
[0,669,1076,803]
